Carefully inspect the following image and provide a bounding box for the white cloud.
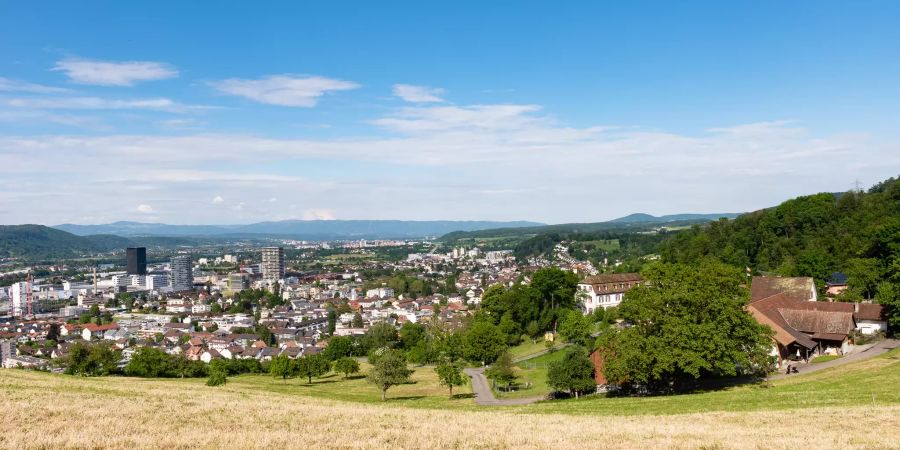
[2,100,898,224]
[302,209,336,220]
[373,104,545,133]
[210,75,359,107]
[211,195,224,204]
[269,197,277,203]
[136,204,154,213]
[392,84,445,103]
[53,58,178,86]
[4,96,204,113]
[0,77,70,94]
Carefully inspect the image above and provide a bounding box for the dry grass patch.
[1,370,899,449]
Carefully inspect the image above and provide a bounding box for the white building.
[9,282,28,316]
[366,287,395,299]
[145,274,170,290]
[129,275,145,287]
[577,273,643,313]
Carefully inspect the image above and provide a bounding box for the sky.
[1,1,899,225]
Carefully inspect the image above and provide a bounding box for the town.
[2,2,899,447]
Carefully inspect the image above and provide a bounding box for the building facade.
[261,247,285,281]
[9,282,28,316]
[578,273,643,313]
[126,247,147,275]
[171,255,193,292]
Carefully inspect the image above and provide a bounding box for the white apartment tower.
[171,255,193,292]
[261,247,285,281]
[9,282,28,316]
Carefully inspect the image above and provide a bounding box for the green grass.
[516,349,567,369]
[811,355,842,364]
[494,348,568,400]
[520,347,900,416]
[507,338,548,361]
[226,362,476,409]
[577,239,620,251]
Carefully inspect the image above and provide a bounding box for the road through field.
[464,367,546,406]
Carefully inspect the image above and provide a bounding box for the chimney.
[854,302,860,314]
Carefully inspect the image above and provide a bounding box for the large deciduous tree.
[463,321,507,365]
[546,347,595,398]
[598,262,773,393]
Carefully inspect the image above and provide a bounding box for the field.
[1,349,899,449]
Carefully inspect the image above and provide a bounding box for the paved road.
[464,367,546,406]
[768,338,899,381]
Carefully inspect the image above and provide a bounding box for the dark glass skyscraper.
[126,247,147,275]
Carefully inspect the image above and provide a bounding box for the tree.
[530,267,579,330]
[296,354,329,384]
[435,362,466,397]
[207,367,227,386]
[484,351,516,390]
[463,321,507,365]
[333,357,360,379]
[125,347,172,377]
[525,320,541,344]
[362,321,398,351]
[546,347,595,398]
[207,359,229,386]
[598,262,773,393]
[323,335,354,361]
[498,312,522,346]
[846,258,881,299]
[367,349,413,401]
[326,309,337,335]
[269,354,295,382]
[875,282,900,334]
[65,342,121,376]
[399,322,426,350]
[46,323,60,342]
[557,309,593,347]
[352,312,365,328]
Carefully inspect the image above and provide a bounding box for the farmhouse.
[748,293,886,366]
[578,273,643,313]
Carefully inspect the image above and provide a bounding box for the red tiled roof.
[750,276,815,303]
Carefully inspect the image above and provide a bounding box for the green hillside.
[0,224,108,259]
[662,176,900,302]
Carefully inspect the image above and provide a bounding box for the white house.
[577,273,643,313]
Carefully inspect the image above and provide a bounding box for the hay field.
[1,368,898,449]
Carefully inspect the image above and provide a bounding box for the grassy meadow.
[1,348,899,448]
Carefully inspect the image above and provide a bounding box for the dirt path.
[463,367,546,406]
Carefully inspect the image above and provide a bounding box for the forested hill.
[662,176,900,299]
[0,225,208,260]
[0,225,131,260]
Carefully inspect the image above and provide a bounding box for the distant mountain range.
[609,213,740,223]
[53,220,545,240]
[440,212,742,242]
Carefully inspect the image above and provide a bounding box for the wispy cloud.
[0,77,70,94]
[4,96,208,113]
[53,58,178,86]
[392,84,445,103]
[2,98,897,224]
[210,75,359,107]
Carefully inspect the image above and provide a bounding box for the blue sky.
[1,1,899,224]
